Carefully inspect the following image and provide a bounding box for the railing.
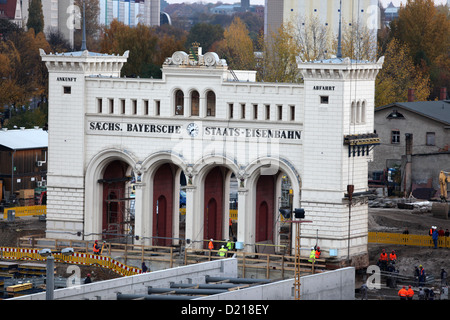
[368,232,450,248]
[0,247,141,276]
[17,236,325,279]
[184,248,326,279]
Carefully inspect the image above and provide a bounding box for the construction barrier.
[368,232,450,248]
[3,206,46,220]
[0,247,141,277]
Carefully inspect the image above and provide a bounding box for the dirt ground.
[1,204,449,289]
[368,206,450,280]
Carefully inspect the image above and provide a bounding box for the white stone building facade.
[40,48,382,265]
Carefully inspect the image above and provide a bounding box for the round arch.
[84,149,136,240]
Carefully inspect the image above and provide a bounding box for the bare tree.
[291,13,332,62]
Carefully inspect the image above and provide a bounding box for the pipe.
[205,276,271,284]
[170,283,239,290]
[117,293,194,300]
[148,287,228,295]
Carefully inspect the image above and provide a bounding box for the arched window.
[356,101,361,123]
[351,101,356,124]
[191,90,199,116]
[206,91,216,117]
[175,90,184,115]
[361,100,366,123]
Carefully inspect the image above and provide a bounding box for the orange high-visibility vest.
[389,253,397,261]
[208,241,214,250]
[380,253,388,261]
[398,288,408,297]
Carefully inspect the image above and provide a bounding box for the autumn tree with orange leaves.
[388,0,450,99]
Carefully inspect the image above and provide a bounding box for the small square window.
[63,86,71,94]
[391,130,400,144]
[320,96,329,104]
[426,132,435,146]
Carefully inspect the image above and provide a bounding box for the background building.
[21,0,75,48]
[265,0,379,42]
[0,127,48,204]
[370,90,450,198]
[98,0,160,27]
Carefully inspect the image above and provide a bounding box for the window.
[109,98,114,114]
[120,99,126,114]
[132,99,137,115]
[191,90,199,116]
[320,96,329,104]
[277,105,282,120]
[97,98,103,113]
[290,105,295,121]
[63,86,71,94]
[241,104,246,119]
[144,100,149,115]
[265,105,270,120]
[351,101,356,124]
[206,91,216,116]
[229,103,234,119]
[253,104,258,120]
[426,132,435,146]
[154,100,160,116]
[175,90,184,115]
[391,130,400,144]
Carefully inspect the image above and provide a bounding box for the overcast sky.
[165,0,448,7]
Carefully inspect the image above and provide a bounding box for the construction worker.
[419,265,426,286]
[308,247,316,263]
[389,250,397,264]
[219,245,227,257]
[398,286,408,300]
[226,239,234,257]
[84,273,92,284]
[407,285,414,300]
[378,249,388,271]
[315,246,321,260]
[93,240,101,255]
[208,238,214,250]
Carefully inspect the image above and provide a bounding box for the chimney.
[440,87,447,100]
[407,88,415,102]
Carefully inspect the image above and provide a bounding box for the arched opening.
[206,90,216,117]
[175,89,184,115]
[191,90,199,116]
[153,163,174,246]
[203,167,224,248]
[101,160,131,240]
[255,175,275,243]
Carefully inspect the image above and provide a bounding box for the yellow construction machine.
[439,171,450,202]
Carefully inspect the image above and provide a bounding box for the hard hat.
[419,265,422,267]
[317,246,320,250]
[311,247,314,250]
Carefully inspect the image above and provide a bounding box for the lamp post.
[39,248,74,300]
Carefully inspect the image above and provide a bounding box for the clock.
[186,123,199,137]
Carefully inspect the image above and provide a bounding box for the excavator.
[439,171,450,202]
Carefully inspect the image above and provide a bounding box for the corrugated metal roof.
[0,128,48,150]
[377,100,450,126]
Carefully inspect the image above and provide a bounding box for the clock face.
[186,123,199,137]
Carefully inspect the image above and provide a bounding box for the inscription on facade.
[88,122,301,140]
[313,85,335,91]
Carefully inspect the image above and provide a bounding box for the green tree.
[186,23,223,52]
[27,0,44,35]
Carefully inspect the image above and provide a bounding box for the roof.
[0,0,17,19]
[0,128,48,150]
[376,100,450,126]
